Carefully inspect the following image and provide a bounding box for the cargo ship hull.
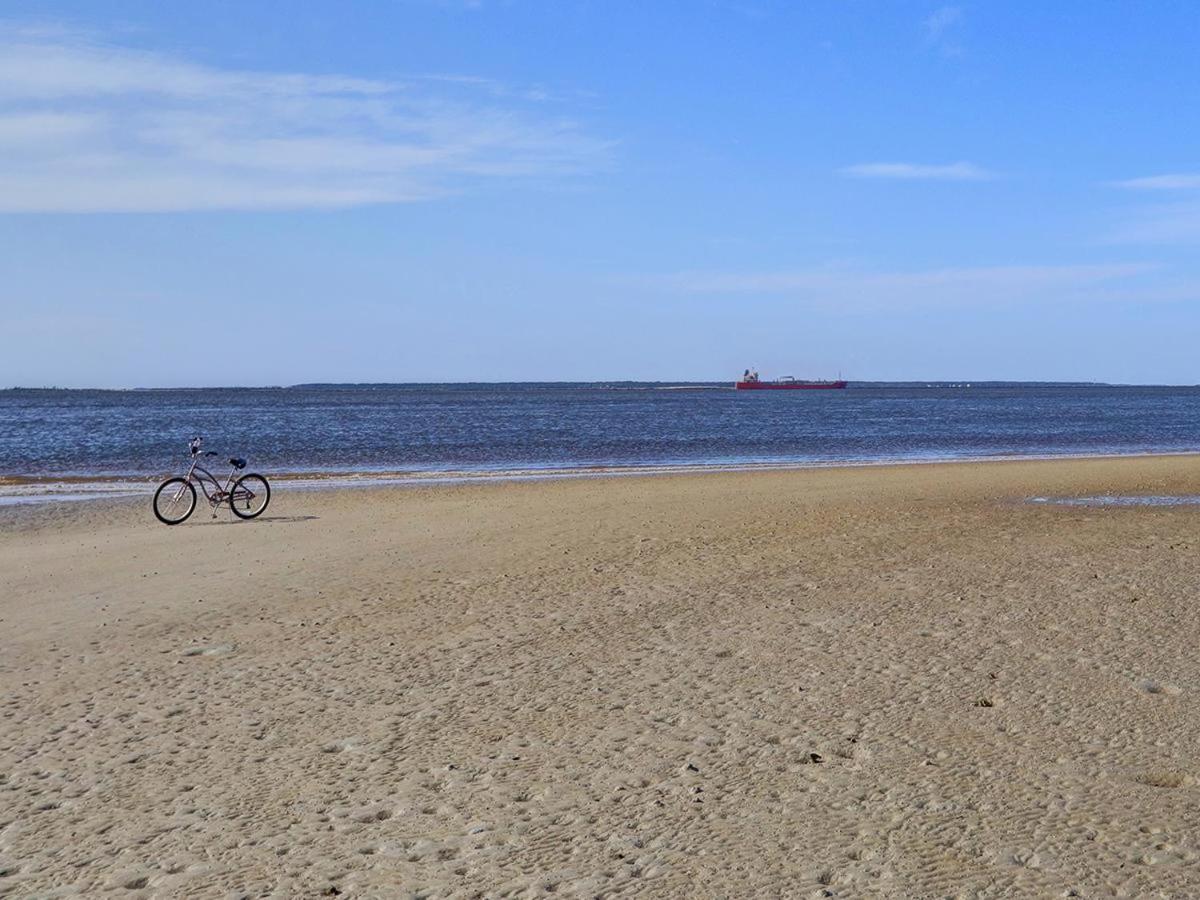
[735,380,847,390]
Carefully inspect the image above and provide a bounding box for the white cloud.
[0,25,609,213]
[923,6,964,55]
[924,6,962,40]
[660,262,1160,310]
[839,161,994,181]
[1112,173,1200,191]
[1107,202,1200,245]
[0,111,99,144]
[1106,172,1200,243]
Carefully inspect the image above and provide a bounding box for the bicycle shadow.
[192,515,320,526]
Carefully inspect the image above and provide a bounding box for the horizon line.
[7,379,1197,392]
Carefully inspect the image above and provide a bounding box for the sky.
[2,1,1199,387]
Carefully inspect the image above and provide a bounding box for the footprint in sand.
[321,738,361,754]
[180,643,235,657]
[105,869,151,890]
[1138,679,1182,696]
[350,805,394,824]
[1135,770,1194,789]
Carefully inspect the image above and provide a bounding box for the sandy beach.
[4,456,1200,897]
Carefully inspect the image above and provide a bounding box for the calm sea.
[3,383,1199,502]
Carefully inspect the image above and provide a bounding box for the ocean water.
[3,383,1200,502]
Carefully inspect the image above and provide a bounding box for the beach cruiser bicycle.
[153,437,271,525]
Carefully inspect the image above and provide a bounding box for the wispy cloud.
[923,6,964,55]
[839,161,994,181]
[658,262,1160,310]
[1112,173,1200,191]
[1107,202,1200,245]
[0,24,609,213]
[1107,172,1200,243]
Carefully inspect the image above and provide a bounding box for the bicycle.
[153,436,271,525]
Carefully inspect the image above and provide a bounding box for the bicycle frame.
[183,455,241,507]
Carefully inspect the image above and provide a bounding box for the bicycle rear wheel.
[230,473,270,519]
[153,477,196,525]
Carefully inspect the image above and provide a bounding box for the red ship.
[735,368,847,390]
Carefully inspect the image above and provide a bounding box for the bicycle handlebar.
[187,438,244,466]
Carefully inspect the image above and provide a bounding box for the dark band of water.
[4,384,1200,494]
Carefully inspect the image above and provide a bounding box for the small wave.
[0,480,150,507]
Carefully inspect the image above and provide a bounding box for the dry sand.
[3,456,1200,898]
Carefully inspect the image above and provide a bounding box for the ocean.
[3,383,1199,503]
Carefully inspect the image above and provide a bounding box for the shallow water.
[1029,495,1200,507]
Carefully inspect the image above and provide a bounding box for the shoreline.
[4,447,1200,507]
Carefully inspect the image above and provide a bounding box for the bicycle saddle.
[229,457,247,469]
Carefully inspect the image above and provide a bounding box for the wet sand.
[3,456,1200,897]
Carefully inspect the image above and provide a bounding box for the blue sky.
[3,1,1199,386]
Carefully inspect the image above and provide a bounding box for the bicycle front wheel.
[153,477,196,525]
[230,473,270,519]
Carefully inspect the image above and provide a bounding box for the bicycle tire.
[229,473,270,519]
[153,477,196,525]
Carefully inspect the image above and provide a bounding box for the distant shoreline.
[4,380,1172,392]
